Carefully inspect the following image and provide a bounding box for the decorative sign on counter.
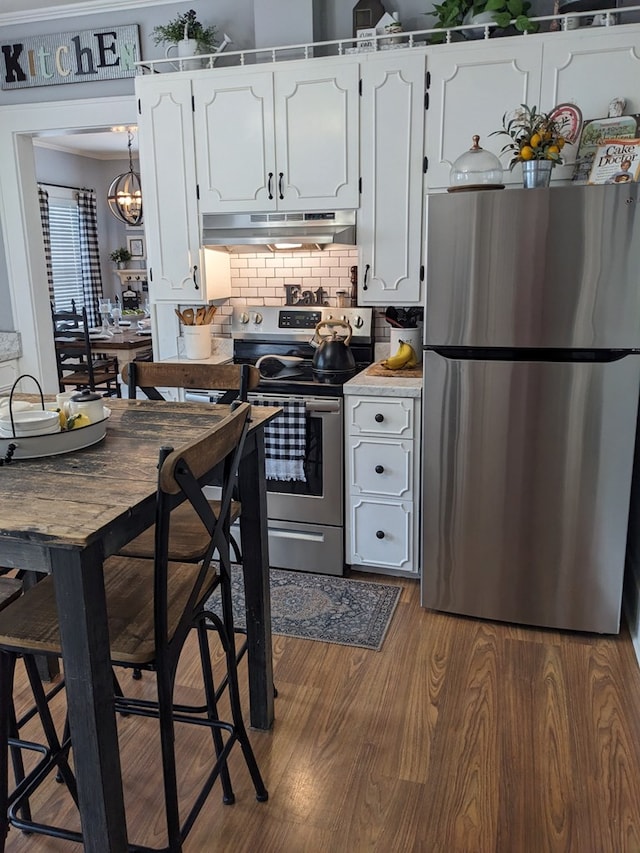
[1,25,140,90]
[284,285,330,306]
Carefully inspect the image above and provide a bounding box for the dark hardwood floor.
[6,572,640,852]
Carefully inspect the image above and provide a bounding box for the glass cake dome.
[448,135,504,192]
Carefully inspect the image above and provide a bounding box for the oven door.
[184,390,345,574]
[250,393,343,527]
[252,392,344,575]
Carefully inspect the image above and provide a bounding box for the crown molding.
[0,0,179,28]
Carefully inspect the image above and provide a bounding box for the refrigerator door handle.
[424,346,636,363]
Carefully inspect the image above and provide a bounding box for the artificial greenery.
[490,104,566,170]
[151,9,218,53]
[430,0,539,42]
[109,247,132,263]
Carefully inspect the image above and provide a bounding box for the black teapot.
[311,319,356,383]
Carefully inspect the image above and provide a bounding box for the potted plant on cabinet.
[151,8,218,66]
[490,104,566,187]
[109,247,132,269]
[430,0,539,42]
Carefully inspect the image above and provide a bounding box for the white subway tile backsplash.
[219,247,360,338]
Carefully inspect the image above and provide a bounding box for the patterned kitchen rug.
[206,566,402,651]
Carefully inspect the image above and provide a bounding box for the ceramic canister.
[69,391,105,423]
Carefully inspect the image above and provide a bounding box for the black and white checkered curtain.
[77,190,103,327]
[37,186,55,306]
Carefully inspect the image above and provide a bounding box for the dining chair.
[121,360,259,409]
[52,303,121,397]
[0,402,267,852]
[119,361,261,682]
[119,361,259,565]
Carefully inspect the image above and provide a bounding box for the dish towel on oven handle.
[253,398,307,482]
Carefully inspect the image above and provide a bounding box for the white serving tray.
[0,408,110,460]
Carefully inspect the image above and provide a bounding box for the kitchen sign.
[284,285,329,306]
[1,25,140,90]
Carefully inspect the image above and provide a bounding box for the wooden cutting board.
[366,360,423,379]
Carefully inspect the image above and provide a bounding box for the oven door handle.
[304,400,341,413]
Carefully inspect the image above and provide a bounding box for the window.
[47,191,84,311]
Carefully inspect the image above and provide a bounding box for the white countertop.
[344,361,422,398]
[0,332,21,363]
[159,336,233,365]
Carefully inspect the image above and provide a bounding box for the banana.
[382,339,416,370]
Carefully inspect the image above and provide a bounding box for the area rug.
[206,567,402,651]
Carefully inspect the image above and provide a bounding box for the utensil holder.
[180,324,212,360]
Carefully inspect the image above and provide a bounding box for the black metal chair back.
[121,361,259,407]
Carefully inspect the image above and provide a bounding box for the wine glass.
[98,298,113,336]
[111,303,123,335]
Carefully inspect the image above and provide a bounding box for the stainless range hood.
[201,211,356,252]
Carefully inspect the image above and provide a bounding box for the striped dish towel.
[253,399,307,482]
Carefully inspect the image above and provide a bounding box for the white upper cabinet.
[358,53,427,306]
[193,59,360,213]
[540,28,640,183]
[136,75,230,303]
[425,40,544,189]
[193,71,276,213]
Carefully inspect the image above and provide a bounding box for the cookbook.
[588,138,640,184]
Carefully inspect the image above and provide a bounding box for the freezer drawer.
[421,350,640,633]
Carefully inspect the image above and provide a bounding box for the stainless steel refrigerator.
[422,183,640,633]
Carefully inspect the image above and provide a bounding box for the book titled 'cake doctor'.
[588,138,640,184]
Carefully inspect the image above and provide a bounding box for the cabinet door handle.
[376,530,385,539]
[278,172,284,200]
[192,265,199,290]
[374,413,384,423]
[363,263,370,291]
[267,172,274,200]
[375,465,384,474]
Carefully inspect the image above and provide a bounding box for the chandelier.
[107,128,143,226]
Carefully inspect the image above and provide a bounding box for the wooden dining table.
[89,326,153,369]
[0,398,279,852]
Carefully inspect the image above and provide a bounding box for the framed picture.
[126,235,145,259]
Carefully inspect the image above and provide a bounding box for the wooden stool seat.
[119,500,241,562]
[0,557,217,666]
[0,580,22,611]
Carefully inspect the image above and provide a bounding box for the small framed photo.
[126,235,145,259]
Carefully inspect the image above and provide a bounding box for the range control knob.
[352,315,364,329]
[239,312,250,324]
[325,313,333,321]
[253,312,263,324]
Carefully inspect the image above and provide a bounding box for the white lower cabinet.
[345,391,422,577]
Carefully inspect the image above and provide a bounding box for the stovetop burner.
[232,305,374,397]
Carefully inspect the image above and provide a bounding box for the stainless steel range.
[201,305,373,575]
